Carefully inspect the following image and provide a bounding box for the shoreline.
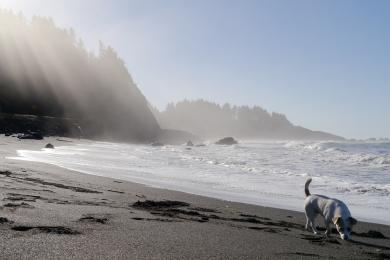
[10,137,390,226]
[11,155,390,227]
[1,136,390,259]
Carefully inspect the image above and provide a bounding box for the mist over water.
[12,140,390,225]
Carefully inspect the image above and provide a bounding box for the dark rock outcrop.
[215,137,238,145]
[0,113,80,138]
[17,132,44,140]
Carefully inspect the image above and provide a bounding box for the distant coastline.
[152,100,344,141]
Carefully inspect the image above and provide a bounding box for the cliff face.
[153,100,344,141]
[0,11,160,142]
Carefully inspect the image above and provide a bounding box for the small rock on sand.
[45,143,54,149]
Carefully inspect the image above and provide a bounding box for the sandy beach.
[0,136,389,260]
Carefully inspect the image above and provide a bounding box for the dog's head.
[333,216,358,240]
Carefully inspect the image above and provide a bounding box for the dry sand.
[0,136,389,259]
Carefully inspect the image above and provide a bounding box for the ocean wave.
[285,141,390,167]
[335,185,390,196]
[286,140,390,151]
[283,141,341,152]
[349,154,390,165]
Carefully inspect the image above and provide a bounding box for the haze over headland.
[152,100,343,140]
[0,10,160,142]
[1,0,389,139]
[0,10,344,142]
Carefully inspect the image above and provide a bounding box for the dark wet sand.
[0,137,389,259]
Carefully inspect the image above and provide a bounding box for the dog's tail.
[305,178,312,197]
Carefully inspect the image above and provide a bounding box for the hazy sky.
[1,0,389,139]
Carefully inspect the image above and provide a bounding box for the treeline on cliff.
[0,10,160,142]
[153,100,343,140]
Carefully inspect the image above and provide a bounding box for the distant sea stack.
[0,11,160,142]
[152,100,344,141]
[216,137,238,145]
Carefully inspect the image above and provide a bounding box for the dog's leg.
[304,207,314,231]
[324,220,331,237]
[306,216,318,234]
[325,227,331,237]
[309,219,318,234]
[305,217,310,231]
[305,209,318,234]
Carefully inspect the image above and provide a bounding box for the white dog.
[304,178,357,240]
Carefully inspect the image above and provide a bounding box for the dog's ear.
[348,217,358,226]
[332,216,342,225]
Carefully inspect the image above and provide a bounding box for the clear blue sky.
[1,0,389,139]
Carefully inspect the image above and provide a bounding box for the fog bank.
[0,10,160,142]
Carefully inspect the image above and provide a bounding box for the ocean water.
[11,140,390,225]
